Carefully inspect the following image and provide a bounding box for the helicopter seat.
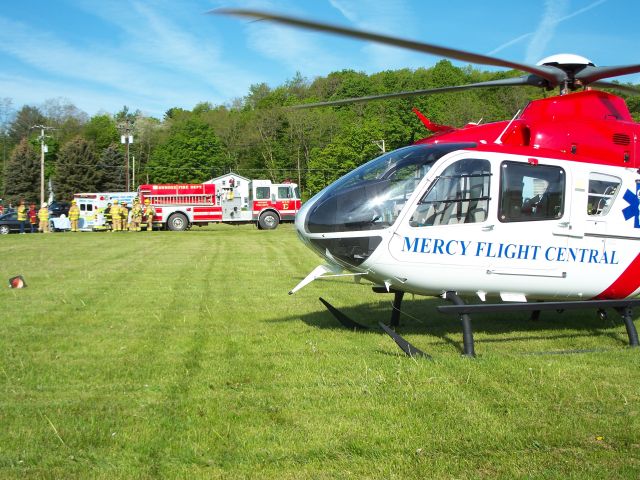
[409,203,436,227]
[464,172,488,223]
[466,205,487,223]
[434,196,470,225]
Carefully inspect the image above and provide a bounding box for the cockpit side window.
[498,161,565,222]
[410,158,491,227]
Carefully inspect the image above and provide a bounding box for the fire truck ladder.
[146,194,215,205]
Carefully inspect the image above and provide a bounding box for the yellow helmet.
[144,199,150,204]
[113,199,119,204]
[71,200,76,204]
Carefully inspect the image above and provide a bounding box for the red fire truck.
[137,173,301,231]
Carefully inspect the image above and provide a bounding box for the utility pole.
[118,120,133,191]
[31,125,54,205]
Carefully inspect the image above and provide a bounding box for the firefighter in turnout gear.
[104,203,112,230]
[28,203,37,233]
[68,200,80,232]
[144,199,154,231]
[111,199,121,231]
[130,199,142,231]
[38,202,50,233]
[17,200,27,234]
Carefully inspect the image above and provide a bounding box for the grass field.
[1,224,639,479]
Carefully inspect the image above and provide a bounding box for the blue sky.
[1,0,638,119]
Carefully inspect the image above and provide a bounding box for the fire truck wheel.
[258,211,279,230]
[167,213,188,231]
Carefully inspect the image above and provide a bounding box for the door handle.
[481,224,495,232]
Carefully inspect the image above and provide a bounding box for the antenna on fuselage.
[494,109,521,145]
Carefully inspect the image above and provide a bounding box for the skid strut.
[372,287,404,327]
[617,306,639,347]
[445,291,476,357]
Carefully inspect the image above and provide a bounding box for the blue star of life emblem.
[622,184,640,228]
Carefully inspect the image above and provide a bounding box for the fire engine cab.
[137,173,301,231]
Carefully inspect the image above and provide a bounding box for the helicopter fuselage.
[295,91,640,302]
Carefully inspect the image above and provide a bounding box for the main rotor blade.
[590,81,640,95]
[576,64,640,84]
[214,8,563,87]
[291,76,545,109]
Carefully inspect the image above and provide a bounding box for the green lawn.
[1,225,639,479]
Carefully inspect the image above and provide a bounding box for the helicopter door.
[487,160,570,294]
[389,156,494,292]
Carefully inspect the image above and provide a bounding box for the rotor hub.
[536,53,595,68]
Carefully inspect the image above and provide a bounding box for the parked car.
[48,201,70,217]
[0,211,31,234]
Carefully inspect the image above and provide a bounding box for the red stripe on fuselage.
[594,253,640,299]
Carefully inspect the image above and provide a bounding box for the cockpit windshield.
[305,143,476,233]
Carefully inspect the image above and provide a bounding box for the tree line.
[2,60,638,205]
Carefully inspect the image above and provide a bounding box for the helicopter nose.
[294,196,383,268]
[294,197,312,238]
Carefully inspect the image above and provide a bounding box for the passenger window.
[499,161,565,222]
[256,187,270,200]
[410,158,491,227]
[587,173,620,216]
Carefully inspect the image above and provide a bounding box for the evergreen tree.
[53,136,100,200]
[4,138,40,205]
[0,97,15,196]
[96,144,126,191]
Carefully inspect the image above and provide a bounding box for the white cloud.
[0,1,263,115]
[70,0,257,98]
[489,0,608,61]
[525,0,570,64]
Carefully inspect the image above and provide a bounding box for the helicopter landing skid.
[320,292,640,359]
[319,297,370,331]
[318,295,431,358]
[437,296,640,356]
[378,322,431,359]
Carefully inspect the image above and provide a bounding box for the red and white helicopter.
[217,9,640,357]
